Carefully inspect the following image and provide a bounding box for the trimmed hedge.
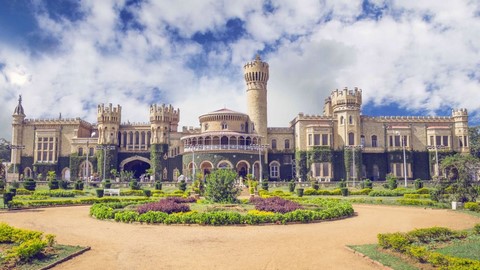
[396,198,436,206]
[464,202,480,212]
[303,188,342,196]
[9,197,151,209]
[33,190,77,197]
[90,198,354,226]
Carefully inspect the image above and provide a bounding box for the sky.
[1,0,480,141]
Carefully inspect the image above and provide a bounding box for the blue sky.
[1,0,480,140]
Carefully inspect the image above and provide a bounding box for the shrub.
[34,190,76,198]
[129,180,140,190]
[414,179,423,189]
[15,188,33,195]
[404,194,431,199]
[136,197,191,214]
[8,187,17,196]
[120,190,144,196]
[386,174,398,190]
[474,224,480,234]
[0,181,4,191]
[261,181,269,191]
[10,181,20,188]
[361,179,373,189]
[311,181,319,190]
[464,202,480,212]
[22,179,36,191]
[103,179,112,189]
[74,180,84,190]
[205,169,240,203]
[48,179,59,190]
[3,192,14,208]
[288,181,296,192]
[155,181,162,190]
[143,189,152,197]
[296,188,304,197]
[178,180,187,192]
[350,188,372,195]
[337,181,346,188]
[415,187,430,194]
[250,196,302,214]
[341,187,349,197]
[59,180,70,189]
[96,189,104,198]
[396,198,435,206]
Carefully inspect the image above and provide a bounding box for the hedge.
[396,198,436,206]
[0,223,55,264]
[90,198,354,226]
[303,188,342,196]
[464,202,480,212]
[378,226,479,269]
[9,197,151,209]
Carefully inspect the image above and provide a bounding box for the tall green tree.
[205,169,240,203]
[0,138,11,162]
[469,126,480,158]
[440,154,479,202]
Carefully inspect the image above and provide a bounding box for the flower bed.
[90,197,354,226]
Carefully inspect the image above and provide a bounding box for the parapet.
[97,103,122,124]
[24,117,93,127]
[150,104,180,123]
[330,87,362,110]
[452,108,468,117]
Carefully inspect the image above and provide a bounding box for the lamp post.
[185,144,201,182]
[396,132,408,187]
[96,145,116,181]
[427,145,447,178]
[251,143,269,183]
[344,145,363,187]
[10,144,25,181]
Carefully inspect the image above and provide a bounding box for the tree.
[0,138,10,162]
[205,169,240,203]
[440,154,479,202]
[469,126,480,158]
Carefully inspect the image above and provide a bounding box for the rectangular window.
[389,136,393,147]
[436,136,441,146]
[311,163,330,177]
[394,136,400,147]
[322,163,329,177]
[464,136,468,147]
[459,137,463,147]
[430,136,434,146]
[314,134,321,146]
[322,134,328,146]
[270,164,279,178]
[283,155,292,165]
[308,134,312,146]
[35,136,57,163]
[442,136,448,146]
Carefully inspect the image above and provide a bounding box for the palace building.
[10,56,470,182]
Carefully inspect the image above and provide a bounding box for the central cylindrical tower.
[244,55,269,141]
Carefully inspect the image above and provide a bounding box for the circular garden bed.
[90,196,354,226]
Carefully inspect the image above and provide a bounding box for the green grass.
[348,244,418,270]
[435,234,480,261]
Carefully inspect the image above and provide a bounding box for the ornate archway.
[120,156,152,179]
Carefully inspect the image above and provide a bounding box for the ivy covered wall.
[97,145,118,179]
[150,144,168,180]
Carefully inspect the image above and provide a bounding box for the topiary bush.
[288,181,296,192]
[129,180,140,190]
[414,179,423,189]
[22,178,36,191]
[59,180,70,189]
[8,187,17,196]
[74,180,84,191]
[48,179,59,190]
[103,179,112,189]
[341,187,349,196]
[337,180,347,188]
[311,181,319,190]
[205,169,240,203]
[261,181,269,191]
[296,188,304,197]
[178,180,187,192]
[154,181,162,190]
[386,174,398,190]
[3,192,14,208]
[143,189,151,197]
[96,189,104,198]
[361,179,373,189]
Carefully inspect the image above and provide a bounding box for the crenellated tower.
[244,55,269,142]
[97,103,121,145]
[452,108,469,153]
[149,104,180,144]
[330,87,363,147]
[11,95,26,167]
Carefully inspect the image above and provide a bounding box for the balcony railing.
[184,144,259,152]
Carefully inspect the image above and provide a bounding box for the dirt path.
[0,205,478,270]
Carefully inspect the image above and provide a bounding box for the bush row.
[396,198,436,206]
[378,226,480,269]
[9,197,151,209]
[0,223,55,264]
[90,198,354,225]
[369,187,430,197]
[464,202,480,212]
[403,194,431,199]
[303,188,342,196]
[33,190,82,197]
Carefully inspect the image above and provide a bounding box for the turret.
[244,55,269,142]
[97,103,121,144]
[452,108,469,152]
[11,95,26,166]
[330,87,363,147]
[149,104,180,144]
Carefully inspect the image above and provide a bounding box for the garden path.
[0,204,478,270]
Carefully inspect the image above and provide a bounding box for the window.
[348,133,354,146]
[442,136,448,146]
[371,135,378,147]
[221,122,228,130]
[173,169,180,181]
[269,162,280,178]
[391,135,408,147]
[349,115,353,125]
[340,116,344,125]
[78,147,84,156]
[240,124,244,131]
[311,162,330,177]
[284,139,290,149]
[283,155,292,165]
[89,147,94,156]
[314,134,321,145]
[163,168,168,180]
[35,137,57,163]
[308,134,312,146]
[360,135,365,146]
[271,139,277,149]
[204,123,209,131]
[391,163,411,178]
[322,134,328,146]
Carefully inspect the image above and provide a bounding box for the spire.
[13,95,25,115]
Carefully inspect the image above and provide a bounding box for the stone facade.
[9,56,469,182]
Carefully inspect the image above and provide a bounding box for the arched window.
[78,147,84,156]
[340,116,344,125]
[163,168,168,180]
[284,139,290,149]
[349,115,353,125]
[173,168,180,181]
[217,161,232,169]
[271,139,277,149]
[240,124,245,131]
[348,132,355,146]
[221,122,228,130]
[371,135,378,147]
[373,164,380,180]
[361,135,365,146]
[269,161,280,179]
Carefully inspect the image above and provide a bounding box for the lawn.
[348,244,418,270]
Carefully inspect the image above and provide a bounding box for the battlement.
[97,103,121,123]
[244,55,269,85]
[452,108,468,117]
[120,122,150,127]
[297,113,334,120]
[362,115,453,123]
[330,87,362,110]
[149,104,180,123]
[267,127,294,133]
[25,117,93,127]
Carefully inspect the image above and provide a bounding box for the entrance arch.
[200,161,213,176]
[236,160,250,178]
[120,156,152,179]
